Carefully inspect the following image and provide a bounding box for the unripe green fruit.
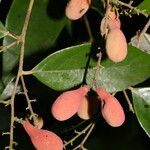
[96,88,125,127]
[106,28,127,62]
[51,86,90,121]
[77,96,98,120]
[65,0,91,20]
[23,121,63,150]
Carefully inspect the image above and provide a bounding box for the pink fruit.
[96,88,109,100]
[100,9,120,36]
[65,0,91,20]
[77,96,98,120]
[51,86,90,121]
[96,88,125,127]
[107,18,121,30]
[106,28,127,62]
[23,121,63,150]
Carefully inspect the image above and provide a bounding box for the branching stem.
[9,0,35,149]
[74,123,96,150]
[114,0,149,17]
[64,123,93,148]
[0,41,18,53]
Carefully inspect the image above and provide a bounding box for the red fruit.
[77,96,98,120]
[106,28,127,62]
[65,0,91,20]
[23,121,63,150]
[51,86,90,121]
[96,88,125,127]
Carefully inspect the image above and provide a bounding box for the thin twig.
[9,0,35,149]
[136,18,150,47]
[83,15,94,43]
[0,99,11,106]
[78,123,95,150]
[9,67,20,149]
[115,0,149,17]
[64,123,93,148]
[0,41,18,53]
[0,30,18,39]
[123,90,134,113]
[7,32,19,40]
[21,70,33,75]
[20,76,38,124]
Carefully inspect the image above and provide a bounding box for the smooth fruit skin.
[107,18,121,30]
[77,96,98,120]
[65,0,91,20]
[101,95,125,127]
[96,88,109,100]
[96,88,125,127]
[23,121,63,150]
[51,86,90,121]
[106,28,127,62]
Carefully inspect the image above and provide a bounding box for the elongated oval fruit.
[96,88,125,127]
[65,0,91,20]
[77,96,98,120]
[23,121,63,150]
[51,86,90,121]
[106,28,127,62]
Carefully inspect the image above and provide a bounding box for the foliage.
[0,0,150,150]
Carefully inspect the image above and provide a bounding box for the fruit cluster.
[22,2,127,150]
[23,86,125,150]
[51,86,125,127]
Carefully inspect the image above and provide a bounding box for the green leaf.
[32,43,150,92]
[0,81,4,97]
[2,0,67,85]
[33,43,92,90]
[0,21,8,39]
[0,80,21,100]
[137,0,150,15]
[132,87,150,138]
[87,45,150,92]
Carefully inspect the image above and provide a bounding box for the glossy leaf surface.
[132,87,150,137]
[0,21,8,39]
[33,43,150,92]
